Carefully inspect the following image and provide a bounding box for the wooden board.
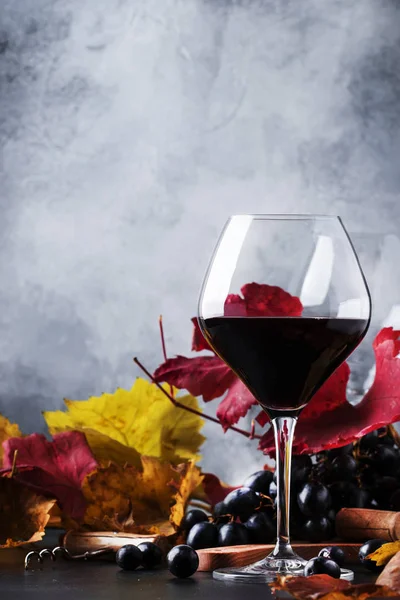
[197,543,362,571]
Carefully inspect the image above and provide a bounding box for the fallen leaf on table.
[80,457,202,535]
[2,431,98,519]
[270,574,397,599]
[44,378,205,464]
[0,477,55,547]
[368,541,400,567]
[270,574,350,598]
[377,550,400,592]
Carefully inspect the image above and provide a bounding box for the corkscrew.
[24,546,114,570]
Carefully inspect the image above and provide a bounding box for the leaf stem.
[10,450,18,478]
[158,315,168,362]
[133,357,261,440]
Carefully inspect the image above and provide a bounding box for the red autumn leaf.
[201,473,237,506]
[260,328,400,455]
[224,283,303,317]
[154,355,236,402]
[270,574,350,599]
[216,379,257,428]
[2,431,98,519]
[191,318,212,352]
[155,284,302,426]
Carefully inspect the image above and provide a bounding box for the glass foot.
[213,555,354,584]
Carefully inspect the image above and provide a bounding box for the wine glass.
[198,215,371,583]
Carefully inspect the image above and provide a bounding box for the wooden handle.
[336,509,400,542]
[62,530,174,558]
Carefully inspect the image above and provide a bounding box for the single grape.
[302,517,333,543]
[359,430,380,451]
[377,427,395,446]
[297,482,331,517]
[327,444,353,460]
[372,445,399,475]
[304,556,340,578]
[218,522,249,546]
[330,455,358,482]
[292,455,313,484]
[243,470,273,495]
[329,481,363,510]
[115,545,143,571]
[213,501,229,520]
[245,512,275,544]
[318,546,346,567]
[137,542,163,569]
[359,539,386,572]
[269,480,277,500]
[390,489,400,511]
[372,476,399,509]
[327,508,337,523]
[186,522,218,550]
[167,545,199,578]
[223,487,260,522]
[360,464,377,487]
[181,509,208,532]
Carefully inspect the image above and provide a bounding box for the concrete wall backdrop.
[1,0,400,482]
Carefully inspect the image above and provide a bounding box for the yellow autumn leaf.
[368,541,400,567]
[0,415,21,462]
[43,378,205,464]
[80,457,203,536]
[78,429,142,468]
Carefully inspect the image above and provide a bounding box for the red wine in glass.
[198,215,371,583]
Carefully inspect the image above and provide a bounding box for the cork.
[336,508,400,542]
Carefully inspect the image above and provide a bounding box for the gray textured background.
[1,0,400,482]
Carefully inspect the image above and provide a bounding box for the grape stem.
[133,357,262,440]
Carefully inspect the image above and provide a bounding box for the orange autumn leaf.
[368,541,400,567]
[270,575,397,600]
[0,477,55,547]
[79,457,202,535]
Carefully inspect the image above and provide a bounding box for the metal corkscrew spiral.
[24,546,114,570]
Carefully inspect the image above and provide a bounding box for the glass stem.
[271,416,297,557]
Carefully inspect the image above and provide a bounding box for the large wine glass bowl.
[198,215,371,583]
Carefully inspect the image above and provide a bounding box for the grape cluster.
[181,426,400,547]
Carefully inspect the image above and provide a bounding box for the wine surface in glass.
[202,316,368,414]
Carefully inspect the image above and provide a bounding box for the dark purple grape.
[329,481,367,510]
[245,513,275,544]
[302,517,333,543]
[223,487,260,522]
[359,539,386,572]
[372,476,399,509]
[116,545,142,571]
[390,489,400,511]
[213,501,228,519]
[297,483,331,517]
[330,454,358,482]
[137,542,163,569]
[218,522,249,546]
[269,480,277,500]
[304,556,340,578]
[359,430,380,451]
[327,444,353,460]
[243,470,273,495]
[377,427,395,446]
[181,509,208,532]
[167,545,199,578]
[292,455,313,484]
[318,546,346,567]
[186,522,218,550]
[372,445,399,474]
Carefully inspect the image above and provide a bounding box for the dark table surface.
[0,549,380,600]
